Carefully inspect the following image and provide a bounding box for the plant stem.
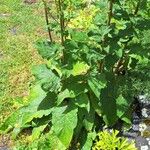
[43,0,53,42]
[108,0,114,26]
[134,0,141,15]
[58,0,65,45]
[99,61,104,73]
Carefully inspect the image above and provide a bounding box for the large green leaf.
[100,83,118,126]
[81,132,96,150]
[0,84,47,133]
[51,104,78,148]
[72,61,90,76]
[88,74,106,98]
[116,94,129,118]
[32,64,61,92]
[31,124,48,141]
[75,93,90,110]
[71,31,89,42]
[46,132,66,150]
[83,106,95,131]
[57,89,75,106]
[89,93,102,116]
[36,41,63,60]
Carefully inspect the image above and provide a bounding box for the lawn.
[0,0,46,124]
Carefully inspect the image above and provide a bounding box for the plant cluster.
[0,0,150,149]
[92,130,137,150]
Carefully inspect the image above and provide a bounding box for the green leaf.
[0,84,47,133]
[36,41,63,60]
[32,64,61,92]
[72,61,90,76]
[71,31,89,42]
[100,83,117,126]
[121,108,132,124]
[81,132,96,150]
[75,93,89,110]
[115,48,123,58]
[0,108,23,133]
[47,132,66,150]
[83,106,95,131]
[88,74,106,98]
[90,94,102,116]
[57,89,75,105]
[31,124,48,141]
[116,95,129,118]
[51,104,78,148]
[63,77,88,98]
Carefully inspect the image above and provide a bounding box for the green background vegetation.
[0,0,45,123]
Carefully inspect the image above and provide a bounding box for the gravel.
[122,95,150,150]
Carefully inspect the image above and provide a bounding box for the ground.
[0,0,46,124]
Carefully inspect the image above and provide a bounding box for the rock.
[122,129,139,140]
[140,145,149,150]
[132,124,139,132]
[132,112,141,124]
[136,136,149,149]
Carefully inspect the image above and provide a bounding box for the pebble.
[132,124,139,132]
[140,145,149,150]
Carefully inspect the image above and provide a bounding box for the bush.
[0,0,150,149]
[92,130,137,150]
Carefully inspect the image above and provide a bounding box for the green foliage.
[0,0,44,124]
[92,130,137,150]
[1,0,150,149]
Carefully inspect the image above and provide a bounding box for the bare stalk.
[98,61,104,73]
[58,0,65,45]
[108,0,114,26]
[43,0,53,42]
[134,0,141,15]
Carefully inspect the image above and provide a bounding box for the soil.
[23,0,37,4]
[0,135,11,150]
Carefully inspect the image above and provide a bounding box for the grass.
[0,0,47,124]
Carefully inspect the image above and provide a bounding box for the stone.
[142,108,149,118]
[136,136,148,148]
[140,145,149,150]
[132,124,139,132]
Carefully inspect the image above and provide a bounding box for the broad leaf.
[88,74,106,98]
[0,84,47,133]
[72,61,90,76]
[36,41,63,60]
[31,124,48,141]
[32,64,61,92]
[116,94,129,118]
[81,132,96,150]
[51,104,78,148]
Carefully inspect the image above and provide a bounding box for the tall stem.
[58,0,65,45]
[108,0,114,26]
[43,0,53,42]
[134,0,141,15]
